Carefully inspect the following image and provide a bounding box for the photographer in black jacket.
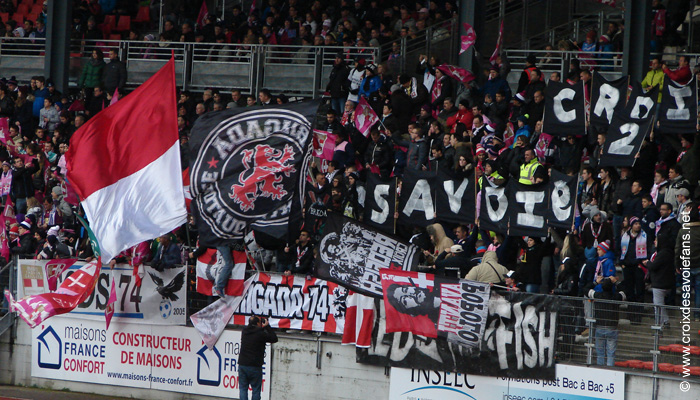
[239,315,278,400]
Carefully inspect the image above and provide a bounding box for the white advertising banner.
[389,364,624,400]
[17,260,187,325]
[31,317,271,399]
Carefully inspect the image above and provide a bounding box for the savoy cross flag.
[354,96,379,137]
[460,23,476,54]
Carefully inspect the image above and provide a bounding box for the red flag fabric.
[182,167,191,211]
[44,259,78,292]
[65,57,186,263]
[596,0,616,7]
[312,129,336,161]
[196,248,246,296]
[353,97,379,137]
[437,64,476,85]
[341,291,376,348]
[196,0,208,29]
[490,20,503,64]
[381,269,438,337]
[110,88,119,105]
[460,23,476,54]
[105,274,117,329]
[5,260,101,328]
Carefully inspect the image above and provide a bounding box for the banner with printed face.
[381,270,490,349]
[658,77,698,134]
[363,174,397,234]
[357,291,560,379]
[543,80,586,136]
[16,260,187,325]
[600,83,658,167]
[398,170,437,227]
[31,316,270,399]
[230,272,347,334]
[479,179,508,234]
[435,171,476,225]
[506,181,549,237]
[315,213,419,298]
[590,72,628,134]
[547,169,579,229]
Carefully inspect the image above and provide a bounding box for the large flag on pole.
[490,20,504,64]
[460,23,476,54]
[66,57,187,263]
[353,97,379,137]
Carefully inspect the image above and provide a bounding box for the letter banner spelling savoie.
[16,260,187,325]
[315,213,420,298]
[381,269,490,349]
[230,272,347,334]
[31,316,270,399]
[358,291,560,379]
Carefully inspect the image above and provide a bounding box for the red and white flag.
[44,259,78,292]
[353,97,378,137]
[312,129,336,161]
[105,273,117,329]
[182,167,192,211]
[437,64,476,85]
[191,275,254,350]
[196,0,208,29]
[65,57,187,264]
[248,0,257,23]
[196,248,246,296]
[341,291,376,348]
[5,260,100,328]
[490,20,504,64]
[596,0,616,7]
[460,23,476,54]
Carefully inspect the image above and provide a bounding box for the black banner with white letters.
[435,171,476,225]
[315,213,419,298]
[543,80,586,136]
[399,170,437,227]
[506,181,549,237]
[590,72,628,135]
[658,77,698,134]
[547,169,578,229]
[357,291,560,379]
[479,179,508,234]
[600,83,658,167]
[364,174,397,234]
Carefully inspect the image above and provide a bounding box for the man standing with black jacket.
[239,316,278,400]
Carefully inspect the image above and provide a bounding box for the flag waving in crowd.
[353,96,379,137]
[66,57,187,263]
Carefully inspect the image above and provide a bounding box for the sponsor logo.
[197,345,222,386]
[37,326,61,369]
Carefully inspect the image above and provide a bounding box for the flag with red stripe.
[341,291,376,348]
[196,248,246,296]
[231,272,347,334]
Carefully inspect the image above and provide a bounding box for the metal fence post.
[312,47,323,99]
[425,26,432,64]
[400,37,407,74]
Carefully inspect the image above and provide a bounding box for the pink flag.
[44,259,78,292]
[0,217,8,261]
[105,274,117,329]
[196,0,208,29]
[110,88,119,105]
[5,260,101,328]
[460,23,476,54]
[0,117,9,146]
[437,64,476,85]
[312,129,336,161]
[490,20,504,64]
[353,97,379,137]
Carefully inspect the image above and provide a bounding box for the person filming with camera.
[239,315,278,400]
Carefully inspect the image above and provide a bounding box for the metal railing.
[0,256,16,338]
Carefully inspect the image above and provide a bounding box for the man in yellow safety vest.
[518,148,543,185]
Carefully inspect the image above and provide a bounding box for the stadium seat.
[99,22,112,36]
[0,12,8,23]
[658,363,675,373]
[613,361,629,367]
[133,6,149,23]
[27,12,37,22]
[30,4,41,15]
[108,33,121,41]
[642,361,654,370]
[103,14,117,30]
[627,360,645,369]
[15,3,28,14]
[114,15,130,32]
[11,13,24,25]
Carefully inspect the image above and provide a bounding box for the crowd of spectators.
[1,0,700,369]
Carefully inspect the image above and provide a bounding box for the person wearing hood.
[79,49,105,95]
[326,53,350,113]
[465,250,509,284]
[643,235,676,329]
[51,185,73,221]
[423,223,453,266]
[346,58,366,104]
